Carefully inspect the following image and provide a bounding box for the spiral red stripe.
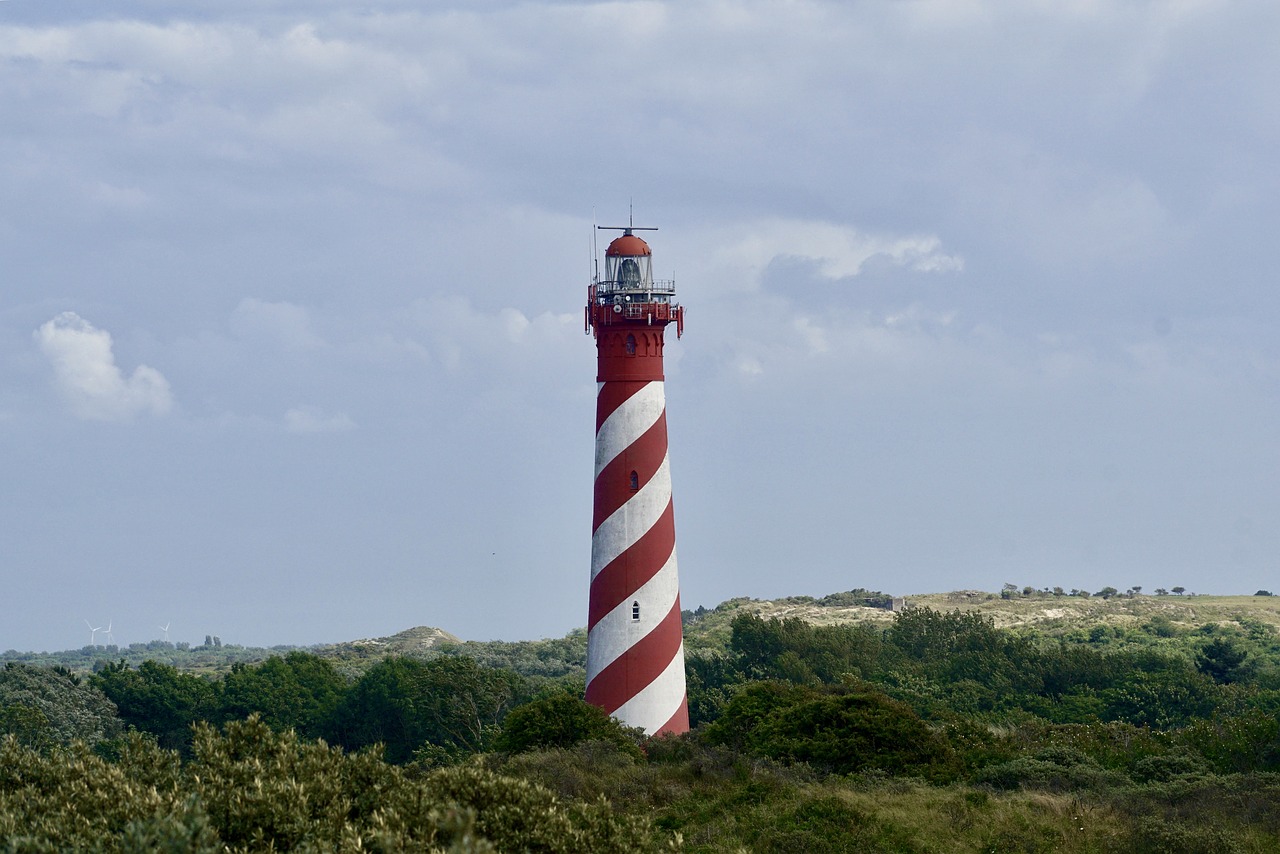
[595,381,646,430]
[584,599,684,714]
[655,696,691,737]
[587,500,676,629]
[592,417,669,530]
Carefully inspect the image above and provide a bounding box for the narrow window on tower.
[629,470,639,491]
[625,334,636,355]
[632,601,641,621]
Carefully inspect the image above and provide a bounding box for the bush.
[1128,815,1242,854]
[496,691,643,759]
[0,716,667,852]
[703,682,954,778]
[971,748,1124,792]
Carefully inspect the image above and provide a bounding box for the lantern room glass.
[605,253,653,289]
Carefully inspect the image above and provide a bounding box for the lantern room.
[586,222,683,338]
[604,232,655,291]
[597,230,675,301]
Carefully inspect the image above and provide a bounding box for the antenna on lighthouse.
[597,202,657,236]
[592,208,599,284]
[596,224,658,234]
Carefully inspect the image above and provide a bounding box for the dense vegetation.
[6,589,1280,851]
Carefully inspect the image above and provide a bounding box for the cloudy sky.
[3,0,1278,652]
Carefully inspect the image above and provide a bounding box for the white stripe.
[585,551,680,681]
[594,381,665,478]
[609,642,687,735]
[590,454,671,580]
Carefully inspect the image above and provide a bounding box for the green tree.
[330,656,525,763]
[91,660,221,753]
[729,612,886,685]
[0,662,123,750]
[496,691,643,758]
[219,651,347,739]
[1196,637,1249,684]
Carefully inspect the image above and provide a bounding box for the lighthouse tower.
[583,223,689,736]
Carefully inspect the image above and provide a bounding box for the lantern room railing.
[585,287,684,338]
[594,278,676,299]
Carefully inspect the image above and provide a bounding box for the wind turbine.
[104,620,115,646]
[158,622,170,642]
[85,619,102,646]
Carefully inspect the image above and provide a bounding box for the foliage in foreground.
[0,717,665,853]
[13,593,1280,850]
[492,734,1280,854]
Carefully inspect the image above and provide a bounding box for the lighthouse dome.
[605,233,652,257]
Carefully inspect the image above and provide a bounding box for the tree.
[329,656,525,763]
[1155,588,1169,596]
[728,612,884,685]
[495,691,642,758]
[91,660,220,753]
[1256,590,1274,597]
[1095,587,1119,600]
[219,652,347,739]
[1196,638,1248,685]
[0,662,123,750]
[1172,587,1186,595]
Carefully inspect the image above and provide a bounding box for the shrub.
[0,716,666,852]
[703,682,954,778]
[971,748,1124,792]
[495,691,643,759]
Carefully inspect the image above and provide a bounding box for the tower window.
[629,470,639,491]
[625,334,636,355]
[632,601,641,621]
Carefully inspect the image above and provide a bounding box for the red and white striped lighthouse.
[583,222,689,736]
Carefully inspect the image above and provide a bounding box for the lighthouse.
[583,221,689,736]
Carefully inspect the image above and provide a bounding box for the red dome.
[605,233,652,257]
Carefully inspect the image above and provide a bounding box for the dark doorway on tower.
[632,601,641,621]
[629,470,639,491]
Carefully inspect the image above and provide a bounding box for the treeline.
[691,608,1276,730]
[686,610,1280,777]
[89,653,532,764]
[7,605,1280,850]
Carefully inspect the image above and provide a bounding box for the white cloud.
[284,405,355,434]
[706,218,963,292]
[34,312,172,421]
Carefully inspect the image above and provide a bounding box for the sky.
[3,0,1278,652]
